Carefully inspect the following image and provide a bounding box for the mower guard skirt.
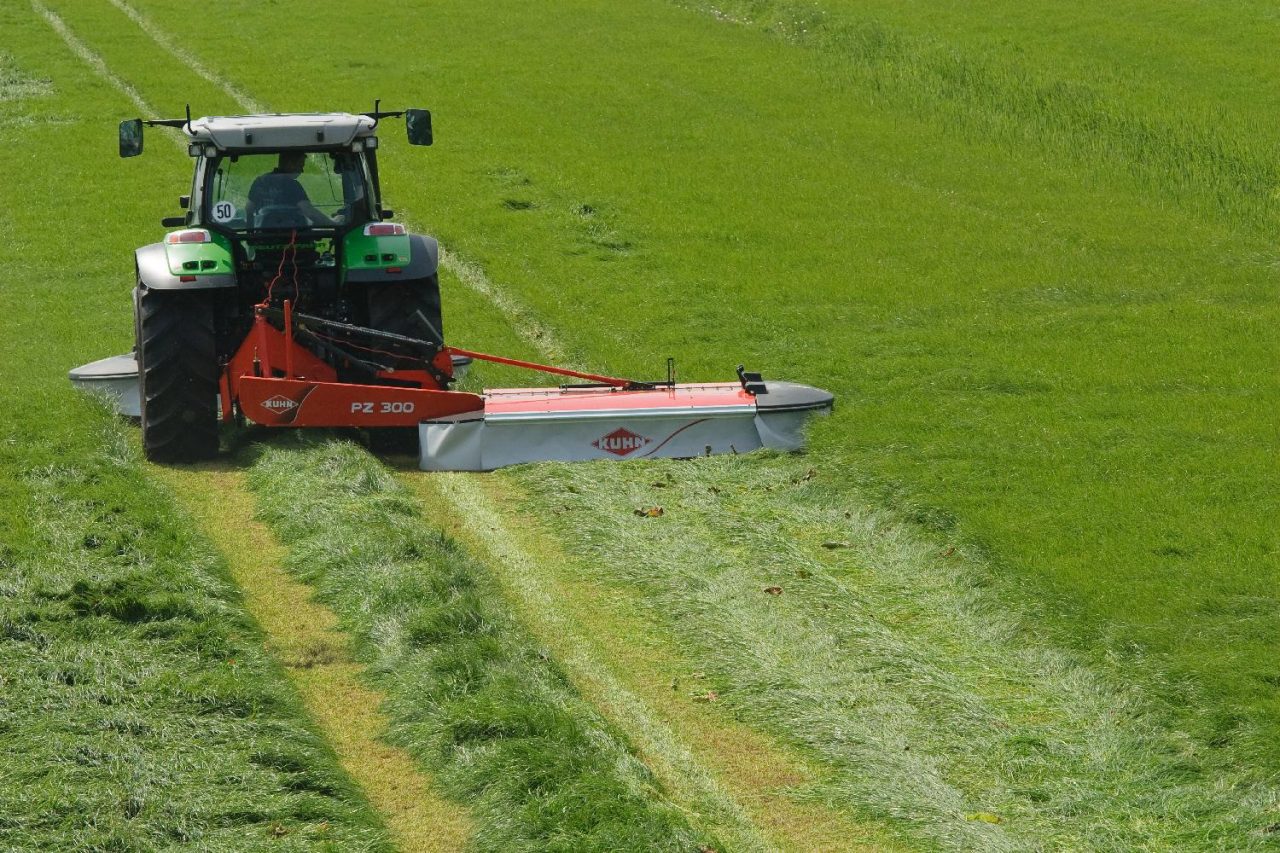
[69,354,142,418]
[419,381,832,471]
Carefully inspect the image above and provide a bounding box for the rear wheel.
[364,274,443,454]
[366,274,444,344]
[137,287,220,462]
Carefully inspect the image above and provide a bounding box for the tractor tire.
[366,274,444,344]
[364,274,443,454]
[137,287,220,462]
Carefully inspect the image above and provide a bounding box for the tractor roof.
[185,112,377,151]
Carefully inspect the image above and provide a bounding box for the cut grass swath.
[406,469,901,853]
[510,454,1280,851]
[245,436,716,851]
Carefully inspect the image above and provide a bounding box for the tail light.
[363,223,406,237]
[166,228,212,244]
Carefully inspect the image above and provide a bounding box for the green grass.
[0,50,52,102]
[0,416,390,851]
[744,0,1280,153]
[245,437,715,851]
[678,0,1280,225]
[12,0,1280,847]
[112,0,1277,776]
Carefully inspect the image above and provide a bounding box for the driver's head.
[277,151,306,174]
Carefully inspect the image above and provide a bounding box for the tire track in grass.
[103,0,265,113]
[154,464,471,853]
[405,470,900,853]
[32,0,151,115]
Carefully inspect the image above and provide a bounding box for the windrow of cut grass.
[510,454,1280,850]
[406,470,898,852]
[245,436,717,851]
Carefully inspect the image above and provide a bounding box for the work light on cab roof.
[72,101,833,469]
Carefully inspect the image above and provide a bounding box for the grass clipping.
[246,436,711,851]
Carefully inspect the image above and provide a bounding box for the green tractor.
[114,104,449,461]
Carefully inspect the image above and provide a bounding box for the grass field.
[3,0,1277,848]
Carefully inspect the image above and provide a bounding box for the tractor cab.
[203,149,371,233]
[104,106,453,462]
[120,106,431,233]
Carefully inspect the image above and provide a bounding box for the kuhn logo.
[593,427,651,457]
[261,395,299,412]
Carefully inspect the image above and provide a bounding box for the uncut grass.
[0,17,391,850]
[245,437,716,852]
[117,0,1280,772]
[678,0,1280,226]
[510,455,1279,850]
[739,0,1280,153]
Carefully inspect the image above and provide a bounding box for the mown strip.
[509,454,1280,851]
[245,436,715,851]
[406,470,900,853]
[0,410,392,851]
[154,466,471,853]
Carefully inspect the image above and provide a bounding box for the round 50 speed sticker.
[211,200,237,223]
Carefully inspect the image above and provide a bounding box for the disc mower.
[70,104,833,470]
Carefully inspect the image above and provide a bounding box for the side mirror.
[405,109,432,146]
[161,216,186,227]
[119,118,144,157]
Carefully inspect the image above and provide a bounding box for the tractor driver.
[245,151,341,228]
